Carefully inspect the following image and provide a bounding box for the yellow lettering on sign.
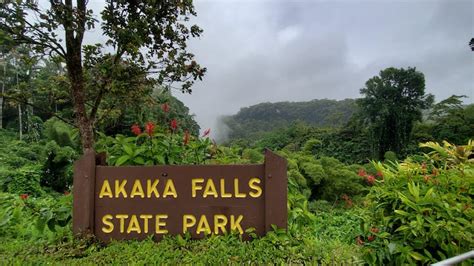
[130,180,145,198]
[101,214,114,233]
[192,178,204,198]
[155,214,168,234]
[115,180,128,198]
[147,179,159,198]
[140,214,152,233]
[127,215,141,234]
[230,215,244,234]
[99,180,113,198]
[196,215,211,235]
[203,179,218,198]
[116,214,129,233]
[249,178,262,198]
[220,179,232,198]
[163,179,177,198]
[234,178,246,198]
[214,214,228,234]
[183,214,196,233]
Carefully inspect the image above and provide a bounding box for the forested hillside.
[221,99,357,140]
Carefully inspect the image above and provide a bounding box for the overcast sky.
[169,0,472,139]
[82,0,473,139]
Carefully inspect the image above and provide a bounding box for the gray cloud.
[175,0,473,140]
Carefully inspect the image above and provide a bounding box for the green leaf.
[133,157,145,165]
[123,144,134,156]
[395,225,410,232]
[115,155,130,166]
[409,251,425,261]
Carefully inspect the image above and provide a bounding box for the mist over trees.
[221,98,357,141]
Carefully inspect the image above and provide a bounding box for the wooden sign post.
[73,149,287,242]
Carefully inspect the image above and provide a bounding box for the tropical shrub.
[0,192,72,240]
[360,140,474,265]
[96,122,213,166]
[282,149,368,202]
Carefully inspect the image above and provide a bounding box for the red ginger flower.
[202,128,211,137]
[366,175,376,185]
[367,235,376,242]
[145,122,155,136]
[131,124,142,136]
[358,169,367,177]
[161,103,170,113]
[20,194,28,200]
[170,119,178,131]
[183,130,190,145]
[370,227,379,233]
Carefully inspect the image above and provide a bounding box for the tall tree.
[1,0,205,152]
[358,67,433,159]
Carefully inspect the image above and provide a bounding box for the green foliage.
[43,118,77,148]
[282,149,368,202]
[96,125,213,166]
[99,91,201,137]
[41,141,77,192]
[0,192,72,240]
[360,140,474,264]
[0,164,44,196]
[429,96,474,145]
[241,148,264,163]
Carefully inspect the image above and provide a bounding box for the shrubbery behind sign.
[73,150,287,242]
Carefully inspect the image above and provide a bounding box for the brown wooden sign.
[73,150,287,242]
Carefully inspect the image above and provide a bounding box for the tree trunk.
[67,57,94,152]
[63,0,93,153]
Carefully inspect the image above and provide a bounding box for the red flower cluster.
[131,124,142,136]
[356,236,364,246]
[358,168,377,185]
[183,130,190,145]
[20,194,28,200]
[145,122,155,136]
[366,175,376,185]
[161,103,170,113]
[370,227,379,233]
[170,119,178,131]
[202,128,211,137]
[367,235,376,242]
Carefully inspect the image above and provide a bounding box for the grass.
[0,232,362,264]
